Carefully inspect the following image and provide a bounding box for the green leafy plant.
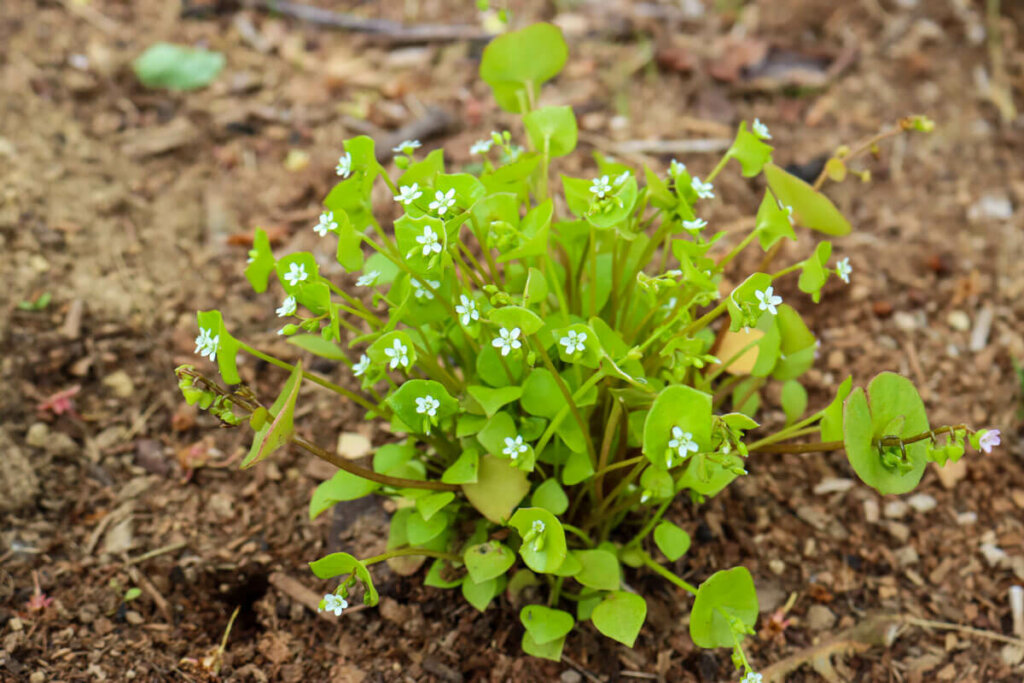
[132,42,224,91]
[176,23,998,679]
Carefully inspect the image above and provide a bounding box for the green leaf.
[133,42,224,91]
[521,369,563,418]
[309,552,379,606]
[754,190,796,251]
[462,575,504,612]
[726,121,774,177]
[521,631,566,661]
[653,521,691,561]
[820,376,853,441]
[725,272,774,332]
[843,372,929,495]
[523,266,549,306]
[406,508,449,545]
[244,228,275,292]
[466,385,523,418]
[308,469,380,520]
[520,604,574,644]
[591,591,647,647]
[780,380,808,426]
[640,466,673,500]
[442,449,479,484]
[531,479,569,515]
[372,443,416,475]
[424,559,463,589]
[509,508,567,574]
[241,360,302,468]
[690,567,758,649]
[387,379,458,435]
[772,304,817,380]
[462,455,530,523]
[488,305,545,336]
[573,550,620,591]
[415,491,455,521]
[562,447,595,486]
[642,385,713,469]
[464,541,516,583]
[287,335,348,361]
[798,241,832,303]
[480,23,568,113]
[195,310,242,384]
[523,106,578,158]
[367,331,416,373]
[764,163,852,236]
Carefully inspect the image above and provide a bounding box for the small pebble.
[967,193,1013,222]
[907,493,937,513]
[969,307,993,352]
[813,477,855,495]
[30,673,46,683]
[980,543,1008,568]
[884,500,909,519]
[769,559,786,575]
[863,499,880,524]
[125,610,144,626]
[947,310,970,332]
[887,522,911,543]
[895,546,920,566]
[893,311,919,332]
[25,423,50,448]
[957,512,978,525]
[806,604,836,631]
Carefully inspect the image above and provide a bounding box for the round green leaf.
[642,385,713,469]
[591,591,647,647]
[573,550,620,591]
[462,455,530,523]
[523,105,578,158]
[653,521,691,562]
[464,541,516,584]
[309,469,380,520]
[690,567,758,649]
[480,23,568,113]
[520,604,574,644]
[531,479,569,515]
[133,42,224,91]
[462,574,505,612]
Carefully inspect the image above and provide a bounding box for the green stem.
[361,547,461,566]
[639,551,698,595]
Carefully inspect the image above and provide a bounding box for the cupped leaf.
[591,591,647,647]
[780,380,808,425]
[196,310,242,384]
[309,552,379,606]
[726,121,774,177]
[642,385,713,469]
[467,385,523,418]
[690,567,758,649]
[531,479,569,515]
[463,575,504,612]
[244,228,275,292]
[508,508,567,574]
[820,376,853,441]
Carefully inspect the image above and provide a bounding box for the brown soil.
[3,1,1024,681]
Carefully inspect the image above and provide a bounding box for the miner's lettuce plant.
[176,23,999,679]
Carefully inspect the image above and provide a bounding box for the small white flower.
[836,257,852,284]
[640,490,651,504]
[589,175,612,199]
[394,183,423,206]
[321,593,348,616]
[411,279,440,300]
[276,295,297,317]
[691,176,715,199]
[784,204,795,225]
[559,329,587,355]
[284,262,308,287]
[455,294,479,326]
[353,354,371,377]
[683,218,707,233]
[667,426,699,466]
[669,159,686,176]
[392,139,421,154]
[415,395,440,418]
[491,327,522,357]
[741,673,763,683]
[532,520,545,534]
[613,170,631,187]
[416,224,443,256]
[428,189,457,216]
[751,118,772,140]
[755,286,782,316]
[356,271,380,287]
[384,339,410,369]
[470,139,494,155]
[335,152,352,178]
[194,327,219,362]
[979,429,1001,454]
[314,211,338,237]
[503,435,528,460]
